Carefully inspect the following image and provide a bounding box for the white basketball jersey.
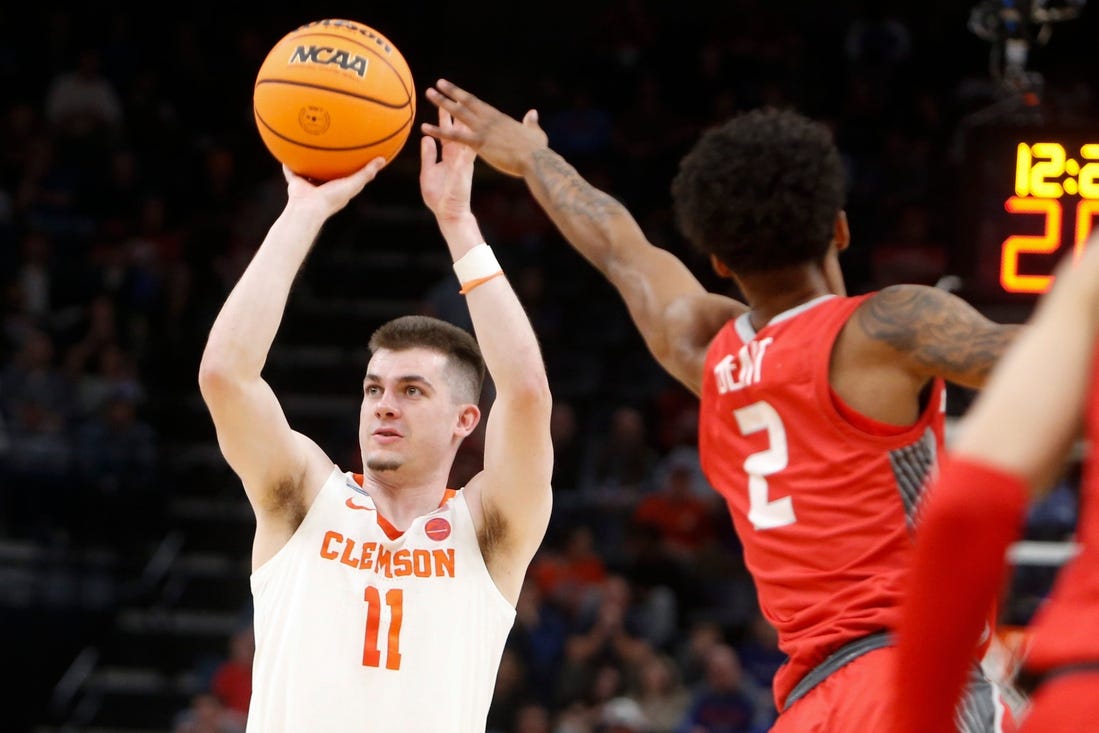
[247,466,516,733]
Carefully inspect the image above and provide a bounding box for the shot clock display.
[959,126,1098,304]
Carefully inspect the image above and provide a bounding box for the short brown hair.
[368,315,486,403]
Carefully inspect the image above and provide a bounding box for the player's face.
[359,347,464,473]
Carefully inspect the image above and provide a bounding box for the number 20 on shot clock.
[962,127,1099,302]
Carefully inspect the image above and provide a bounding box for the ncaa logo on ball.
[424,518,451,541]
[298,106,330,135]
[289,45,369,78]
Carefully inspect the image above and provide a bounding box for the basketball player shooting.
[423,78,1021,732]
[198,106,553,732]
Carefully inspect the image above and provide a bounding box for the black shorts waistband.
[781,631,894,711]
[1031,661,1099,688]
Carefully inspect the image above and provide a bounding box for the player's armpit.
[854,284,1020,388]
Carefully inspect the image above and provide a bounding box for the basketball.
[253,19,416,181]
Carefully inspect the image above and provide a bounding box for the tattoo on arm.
[530,149,624,226]
[858,286,1018,381]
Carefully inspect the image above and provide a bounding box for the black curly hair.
[670,107,846,274]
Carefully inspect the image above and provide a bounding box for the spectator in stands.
[210,623,254,718]
[172,691,245,733]
[548,400,587,495]
[632,457,717,560]
[512,700,553,733]
[72,381,158,547]
[509,575,568,703]
[599,695,650,733]
[676,644,763,733]
[531,524,609,618]
[1,327,74,420]
[733,614,785,722]
[634,652,693,733]
[486,648,531,733]
[580,405,659,499]
[44,46,124,142]
[558,577,650,709]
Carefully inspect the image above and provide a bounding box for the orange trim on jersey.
[375,513,404,540]
[351,474,459,540]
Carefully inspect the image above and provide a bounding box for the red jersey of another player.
[1023,338,1099,673]
[699,294,945,710]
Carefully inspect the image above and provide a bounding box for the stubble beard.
[366,457,402,472]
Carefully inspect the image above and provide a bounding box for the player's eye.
[405,386,421,396]
[365,385,381,396]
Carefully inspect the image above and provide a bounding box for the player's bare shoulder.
[852,284,1019,385]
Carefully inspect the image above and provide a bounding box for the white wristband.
[453,243,502,284]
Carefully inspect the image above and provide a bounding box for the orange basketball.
[253,19,415,181]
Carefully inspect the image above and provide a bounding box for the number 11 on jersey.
[363,585,403,670]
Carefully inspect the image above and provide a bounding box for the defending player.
[893,238,1099,733]
[422,79,1019,731]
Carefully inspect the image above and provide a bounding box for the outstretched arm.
[423,79,745,395]
[952,240,1099,481]
[198,160,386,547]
[892,239,1099,733]
[420,108,553,604]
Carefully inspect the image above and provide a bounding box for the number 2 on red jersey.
[734,401,797,530]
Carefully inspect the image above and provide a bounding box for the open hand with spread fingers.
[422,78,549,178]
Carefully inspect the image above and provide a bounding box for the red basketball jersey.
[1023,338,1099,672]
[699,294,946,709]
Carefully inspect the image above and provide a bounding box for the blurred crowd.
[1,4,1093,732]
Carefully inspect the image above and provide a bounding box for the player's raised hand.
[420,106,475,225]
[422,79,548,178]
[282,158,386,216]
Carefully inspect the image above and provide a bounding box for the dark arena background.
[1,2,1095,731]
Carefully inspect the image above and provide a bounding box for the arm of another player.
[419,112,553,603]
[423,79,745,396]
[198,161,386,525]
[953,237,1099,486]
[891,240,1099,733]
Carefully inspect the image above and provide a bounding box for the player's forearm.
[467,279,550,401]
[435,214,550,399]
[201,204,326,381]
[522,148,646,277]
[435,212,487,263]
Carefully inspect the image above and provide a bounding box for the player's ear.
[455,403,481,437]
[710,254,733,279]
[833,210,850,253]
